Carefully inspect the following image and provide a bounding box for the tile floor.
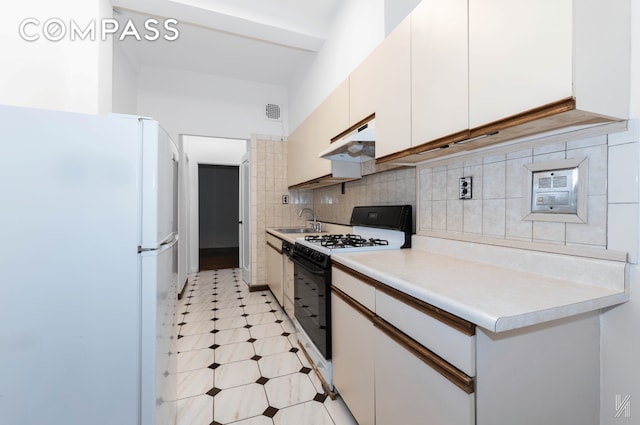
[176,268,359,425]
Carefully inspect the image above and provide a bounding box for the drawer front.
[266,233,283,250]
[331,265,376,311]
[376,290,476,376]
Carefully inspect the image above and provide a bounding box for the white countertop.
[331,247,629,333]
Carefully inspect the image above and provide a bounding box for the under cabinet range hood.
[319,119,376,162]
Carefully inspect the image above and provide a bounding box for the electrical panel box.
[531,168,578,214]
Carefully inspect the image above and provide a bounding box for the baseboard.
[177,278,188,300]
[249,284,269,292]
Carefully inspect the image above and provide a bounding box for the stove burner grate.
[305,234,390,249]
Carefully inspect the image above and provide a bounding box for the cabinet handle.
[373,316,475,395]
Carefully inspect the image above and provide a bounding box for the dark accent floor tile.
[256,376,269,385]
[206,387,221,397]
[251,355,262,361]
[314,393,328,403]
[300,367,312,374]
[247,338,257,343]
[289,348,299,353]
[263,406,279,418]
[209,344,220,350]
[208,363,220,370]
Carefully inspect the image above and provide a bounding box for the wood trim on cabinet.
[468,97,576,139]
[375,97,577,164]
[266,241,282,254]
[377,129,471,163]
[333,261,379,289]
[373,316,475,394]
[333,262,475,336]
[330,113,376,143]
[332,282,474,394]
[332,286,376,321]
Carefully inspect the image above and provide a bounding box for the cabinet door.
[331,293,375,425]
[350,17,411,159]
[287,113,331,187]
[411,0,468,146]
[283,256,295,318]
[468,0,572,128]
[265,242,283,306]
[374,325,475,425]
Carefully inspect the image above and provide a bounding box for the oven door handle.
[290,253,327,276]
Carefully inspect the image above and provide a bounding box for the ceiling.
[112,0,342,85]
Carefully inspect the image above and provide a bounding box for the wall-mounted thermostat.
[531,168,578,214]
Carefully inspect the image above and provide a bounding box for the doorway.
[198,164,239,270]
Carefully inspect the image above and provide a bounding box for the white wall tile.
[419,200,432,231]
[483,161,506,199]
[608,142,639,203]
[566,195,607,246]
[608,203,639,264]
[463,200,483,234]
[432,200,447,230]
[506,156,531,198]
[567,144,607,196]
[432,170,447,201]
[505,198,532,240]
[447,200,463,232]
[532,221,566,244]
[447,168,463,200]
[607,119,638,146]
[483,199,506,237]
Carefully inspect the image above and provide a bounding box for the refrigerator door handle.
[138,234,178,253]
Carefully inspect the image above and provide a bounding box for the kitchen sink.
[276,227,323,234]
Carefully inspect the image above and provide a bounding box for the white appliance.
[0,105,179,425]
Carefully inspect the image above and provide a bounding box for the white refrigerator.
[0,105,179,425]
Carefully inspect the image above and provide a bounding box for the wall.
[287,0,385,131]
[250,137,313,287]
[599,0,640,421]
[313,167,417,228]
[112,41,138,114]
[0,0,112,113]
[287,0,423,133]
[136,65,288,143]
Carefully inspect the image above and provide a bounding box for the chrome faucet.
[298,207,321,232]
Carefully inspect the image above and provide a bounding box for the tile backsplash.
[312,167,417,228]
[417,120,639,263]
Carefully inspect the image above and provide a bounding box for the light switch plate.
[459,177,472,199]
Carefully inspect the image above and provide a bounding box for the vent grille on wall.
[265,103,281,121]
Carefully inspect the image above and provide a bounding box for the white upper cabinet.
[287,80,349,188]
[350,16,412,159]
[412,0,469,146]
[469,0,629,128]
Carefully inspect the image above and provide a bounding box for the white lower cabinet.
[374,325,474,425]
[265,234,284,306]
[331,263,601,425]
[331,293,375,425]
[283,253,295,319]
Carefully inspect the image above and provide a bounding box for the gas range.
[295,226,407,256]
[288,205,412,392]
[294,205,413,257]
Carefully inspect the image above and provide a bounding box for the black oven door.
[291,253,331,359]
